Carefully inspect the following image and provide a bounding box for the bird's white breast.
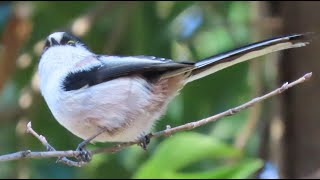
[38,46,179,143]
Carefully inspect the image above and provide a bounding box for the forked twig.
[0,72,312,167]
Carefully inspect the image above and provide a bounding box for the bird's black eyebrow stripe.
[44,40,50,48]
[64,33,83,43]
[60,36,69,45]
[51,38,59,45]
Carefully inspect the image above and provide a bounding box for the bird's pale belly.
[50,76,184,143]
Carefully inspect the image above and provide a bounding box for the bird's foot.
[75,130,105,162]
[75,141,92,162]
[138,134,151,150]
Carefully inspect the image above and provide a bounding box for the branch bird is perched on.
[38,32,311,159]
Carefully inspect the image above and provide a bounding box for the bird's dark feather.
[62,56,194,91]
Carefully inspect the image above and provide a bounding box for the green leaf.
[228,159,263,178]
[134,132,242,178]
[172,158,263,179]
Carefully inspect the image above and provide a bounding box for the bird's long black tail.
[185,33,313,83]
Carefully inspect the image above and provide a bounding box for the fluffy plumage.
[38,32,311,142]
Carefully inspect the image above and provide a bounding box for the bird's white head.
[43,32,88,53]
[38,32,93,85]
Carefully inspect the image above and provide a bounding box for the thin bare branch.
[149,73,312,136]
[0,150,78,161]
[0,72,312,167]
[26,122,86,167]
[91,72,313,155]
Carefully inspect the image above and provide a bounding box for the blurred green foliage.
[0,1,266,178]
[134,132,262,179]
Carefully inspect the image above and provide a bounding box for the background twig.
[0,4,32,93]
[26,122,85,167]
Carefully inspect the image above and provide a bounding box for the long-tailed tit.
[38,32,311,153]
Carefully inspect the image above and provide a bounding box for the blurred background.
[0,1,319,178]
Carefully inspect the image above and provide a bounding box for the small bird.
[38,32,311,154]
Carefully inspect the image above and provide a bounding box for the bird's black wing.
[62,55,194,91]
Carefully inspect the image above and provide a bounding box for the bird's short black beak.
[51,38,59,46]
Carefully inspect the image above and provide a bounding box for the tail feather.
[186,33,313,83]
